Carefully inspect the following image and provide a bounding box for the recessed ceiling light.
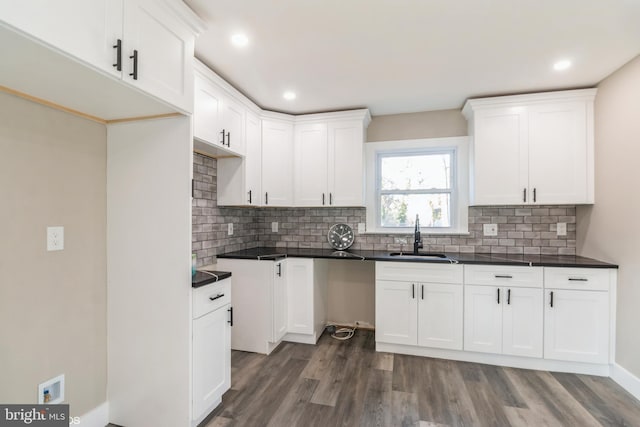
[283,91,296,100]
[553,60,572,71]
[230,33,249,48]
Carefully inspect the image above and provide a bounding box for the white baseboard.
[74,401,109,427]
[611,363,640,401]
[377,343,611,377]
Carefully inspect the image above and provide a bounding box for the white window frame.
[365,137,469,235]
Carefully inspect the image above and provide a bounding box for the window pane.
[380,153,451,191]
[380,194,451,227]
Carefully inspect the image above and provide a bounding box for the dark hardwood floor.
[203,330,640,427]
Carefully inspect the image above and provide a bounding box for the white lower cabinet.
[543,267,612,364]
[192,278,231,425]
[463,285,543,358]
[375,280,418,346]
[375,262,463,350]
[418,283,463,350]
[216,259,287,355]
[285,258,328,343]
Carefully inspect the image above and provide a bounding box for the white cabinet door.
[528,102,588,204]
[472,108,529,205]
[272,261,288,342]
[286,259,314,334]
[464,285,502,354]
[0,0,123,77]
[375,281,418,346]
[245,111,262,205]
[418,283,463,350]
[294,123,328,206]
[502,287,543,358]
[262,120,294,206]
[328,120,365,206]
[194,74,224,146]
[123,0,194,112]
[192,305,231,420]
[222,96,245,155]
[544,289,609,364]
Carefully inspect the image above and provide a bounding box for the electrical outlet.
[228,223,234,236]
[271,222,278,233]
[483,223,498,237]
[557,222,567,236]
[47,226,64,251]
[358,223,366,234]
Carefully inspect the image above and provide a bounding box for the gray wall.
[577,55,640,378]
[0,92,107,415]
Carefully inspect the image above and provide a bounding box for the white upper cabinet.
[528,102,589,204]
[294,123,329,206]
[222,96,246,155]
[194,71,224,148]
[262,119,294,206]
[328,120,366,206]
[216,110,261,206]
[293,113,369,207]
[244,111,263,205]
[463,89,596,206]
[0,0,123,76]
[193,60,247,157]
[122,0,194,112]
[1,0,200,114]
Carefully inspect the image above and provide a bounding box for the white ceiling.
[184,0,640,116]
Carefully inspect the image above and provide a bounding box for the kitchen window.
[365,137,469,234]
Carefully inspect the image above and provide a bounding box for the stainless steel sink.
[389,252,448,259]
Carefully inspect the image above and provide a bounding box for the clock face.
[327,223,355,250]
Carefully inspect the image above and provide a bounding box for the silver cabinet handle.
[494,274,513,279]
[412,283,415,299]
[568,277,588,282]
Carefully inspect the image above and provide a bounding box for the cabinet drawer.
[376,262,463,284]
[464,265,543,288]
[193,278,231,319]
[544,268,610,291]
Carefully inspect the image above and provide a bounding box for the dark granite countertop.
[192,270,232,288]
[217,247,617,269]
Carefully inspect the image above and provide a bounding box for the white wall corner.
[611,363,640,402]
[74,402,109,427]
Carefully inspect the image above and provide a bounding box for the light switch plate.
[228,223,234,236]
[47,226,64,251]
[557,222,567,236]
[483,224,498,237]
[358,223,366,234]
[271,222,278,233]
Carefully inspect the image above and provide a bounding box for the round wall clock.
[327,223,355,250]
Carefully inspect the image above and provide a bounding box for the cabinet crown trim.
[462,88,597,118]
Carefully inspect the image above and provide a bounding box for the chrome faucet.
[413,214,423,254]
